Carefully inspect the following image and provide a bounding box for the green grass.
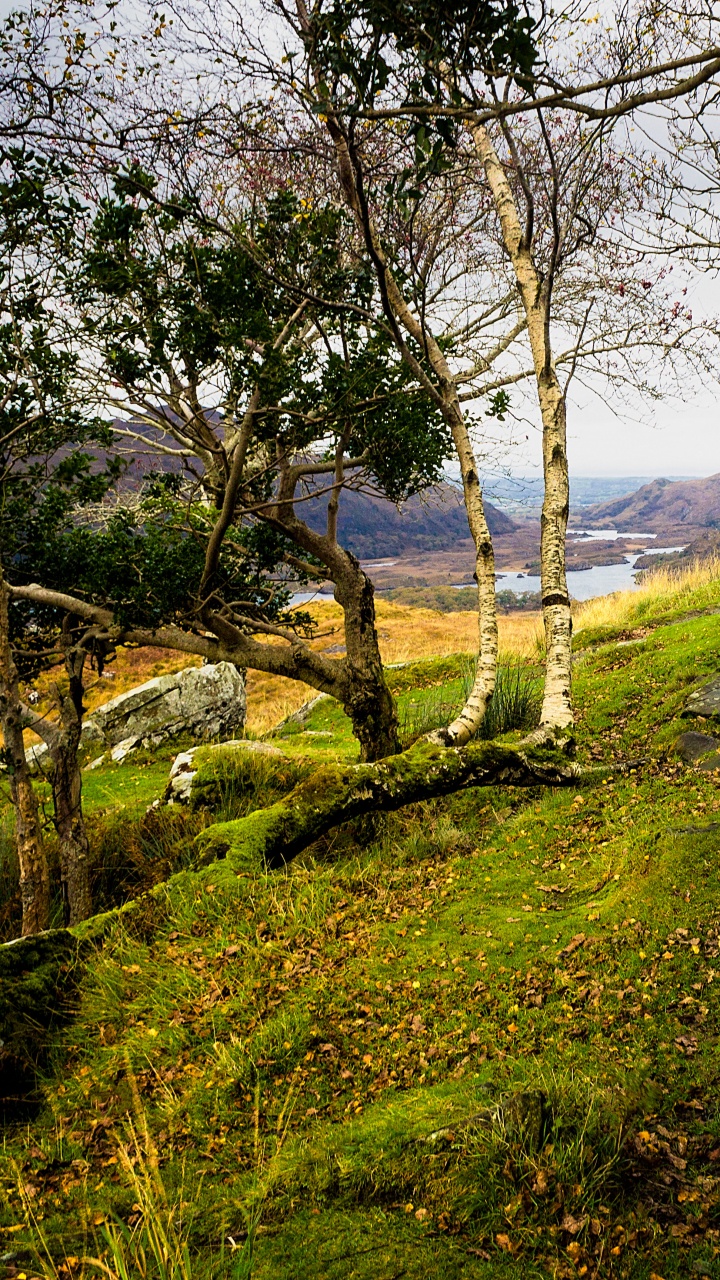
[3,610,720,1276]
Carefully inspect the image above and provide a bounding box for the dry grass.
[245,601,542,735]
[573,554,720,636]
[22,603,542,741]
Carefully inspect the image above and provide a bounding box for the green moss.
[5,604,720,1276]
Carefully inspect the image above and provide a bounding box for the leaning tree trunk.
[471,120,574,728]
[0,573,50,935]
[436,402,498,746]
[321,114,499,744]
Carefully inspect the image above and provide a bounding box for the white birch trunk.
[470,121,573,728]
[325,125,498,744]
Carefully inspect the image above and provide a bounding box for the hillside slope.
[302,481,515,557]
[583,472,720,531]
[3,576,720,1279]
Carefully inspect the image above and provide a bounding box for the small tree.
[10,163,458,764]
[0,145,122,927]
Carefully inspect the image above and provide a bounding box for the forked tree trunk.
[0,573,50,935]
[471,121,573,728]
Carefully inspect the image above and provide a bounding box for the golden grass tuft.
[573,554,720,636]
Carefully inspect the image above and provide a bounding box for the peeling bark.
[470,121,573,729]
[0,572,49,936]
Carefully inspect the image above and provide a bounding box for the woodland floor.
[3,588,720,1278]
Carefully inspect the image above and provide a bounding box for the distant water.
[288,533,685,608]
[465,537,685,603]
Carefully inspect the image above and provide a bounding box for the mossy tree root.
[195,734,583,871]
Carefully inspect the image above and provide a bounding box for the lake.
[473,532,685,602]
[288,533,685,607]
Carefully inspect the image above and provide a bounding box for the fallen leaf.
[558,933,587,958]
[675,1034,698,1055]
[561,1212,588,1234]
[495,1233,513,1253]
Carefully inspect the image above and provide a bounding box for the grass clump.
[398,656,541,744]
[188,747,311,819]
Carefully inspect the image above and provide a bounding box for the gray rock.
[683,676,720,720]
[27,662,246,770]
[698,753,720,773]
[165,738,285,805]
[269,692,330,736]
[91,662,246,746]
[675,731,720,763]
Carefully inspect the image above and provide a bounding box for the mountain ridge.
[302,481,516,557]
[581,472,720,531]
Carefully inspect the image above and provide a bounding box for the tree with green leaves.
[258,0,720,731]
[10,163,458,766]
[0,145,123,929]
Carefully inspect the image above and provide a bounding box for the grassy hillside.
[3,571,720,1279]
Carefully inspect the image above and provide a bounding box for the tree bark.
[470,120,573,729]
[0,572,50,936]
[50,637,92,926]
[334,555,399,761]
[315,108,498,743]
[196,731,581,872]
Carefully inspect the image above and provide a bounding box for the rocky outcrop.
[675,730,720,771]
[165,739,285,805]
[27,663,246,770]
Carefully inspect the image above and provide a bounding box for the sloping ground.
[3,588,720,1278]
[583,472,720,532]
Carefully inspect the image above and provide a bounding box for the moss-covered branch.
[195,734,583,871]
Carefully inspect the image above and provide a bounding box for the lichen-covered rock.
[165,738,285,805]
[28,663,246,769]
[683,677,720,720]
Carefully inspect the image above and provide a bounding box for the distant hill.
[581,474,720,531]
[303,482,516,558]
[110,421,516,557]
